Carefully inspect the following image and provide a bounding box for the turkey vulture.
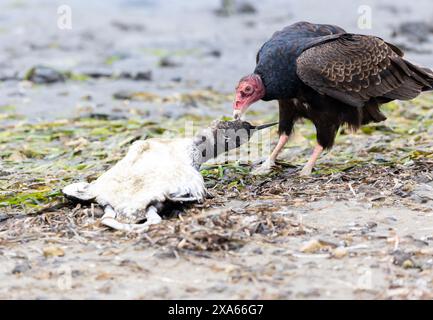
[63,120,276,232]
[233,21,433,176]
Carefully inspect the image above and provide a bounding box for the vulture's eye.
[244,86,253,94]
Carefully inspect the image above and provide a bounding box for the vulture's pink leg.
[252,134,289,175]
[269,134,290,162]
[300,144,323,176]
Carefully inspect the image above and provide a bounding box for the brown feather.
[296,34,433,108]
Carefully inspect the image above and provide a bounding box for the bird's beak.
[233,109,243,120]
[251,122,278,130]
[233,99,250,120]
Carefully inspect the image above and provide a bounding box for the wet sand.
[2,0,433,121]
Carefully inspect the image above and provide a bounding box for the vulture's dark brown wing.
[296,34,433,107]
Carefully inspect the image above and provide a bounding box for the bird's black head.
[193,119,277,163]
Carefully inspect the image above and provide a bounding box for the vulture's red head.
[233,74,265,119]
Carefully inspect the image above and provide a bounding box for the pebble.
[392,250,414,268]
[12,262,31,274]
[300,239,323,253]
[159,57,180,68]
[43,246,65,258]
[118,70,152,81]
[332,247,348,259]
[0,214,9,223]
[25,66,65,84]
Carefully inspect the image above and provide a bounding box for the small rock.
[81,95,93,101]
[25,66,65,84]
[208,284,228,293]
[231,207,246,214]
[97,284,112,294]
[206,50,222,58]
[392,250,415,268]
[159,57,180,68]
[0,213,9,223]
[412,183,433,201]
[300,239,323,253]
[374,155,389,163]
[215,0,257,16]
[272,249,286,255]
[402,259,415,269]
[118,259,148,272]
[386,216,398,223]
[298,289,321,298]
[95,272,114,281]
[72,270,83,278]
[403,235,429,247]
[332,247,348,259]
[111,20,145,32]
[43,246,65,258]
[82,69,112,78]
[252,247,263,255]
[0,170,11,177]
[154,250,177,259]
[255,222,272,235]
[361,221,378,234]
[133,71,153,81]
[112,90,135,100]
[12,262,31,274]
[364,221,378,230]
[118,70,152,81]
[112,90,159,102]
[317,237,339,248]
[87,113,127,121]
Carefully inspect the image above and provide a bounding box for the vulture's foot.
[101,205,161,232]
[299,145,323,177]
[299,164,314,177]
[251,158,275,175]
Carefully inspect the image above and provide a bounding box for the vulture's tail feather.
[384,59,433,100]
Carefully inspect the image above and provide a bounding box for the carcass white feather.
[64,138,205,225]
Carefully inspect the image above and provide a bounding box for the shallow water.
[1,0,433,121]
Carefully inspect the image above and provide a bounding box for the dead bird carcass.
[63,120,276,232]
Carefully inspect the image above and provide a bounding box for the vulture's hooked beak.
[233,100,250,120]
[233,109,243,120]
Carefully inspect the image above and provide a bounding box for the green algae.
[0,93,432,213]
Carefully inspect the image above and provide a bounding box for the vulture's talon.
[251,158,275,175]
[299,167,313,177]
